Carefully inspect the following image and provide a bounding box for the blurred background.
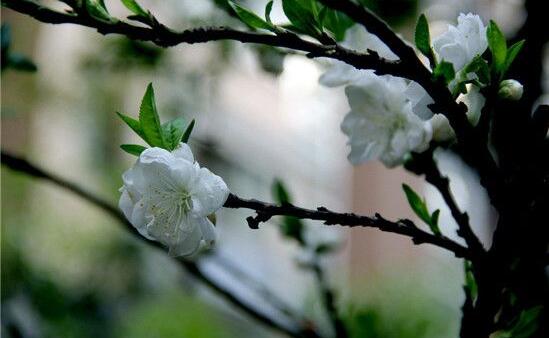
[2,0,546,337]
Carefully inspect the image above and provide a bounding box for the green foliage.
[121,0,148,17]
[117,84,195,156]
[433,61,455,86]
[463,260,478,301]
[319,7,354,41]
[162,117,187,150]
[181,119,195,144]
[402,184,441,235]
[463,55,491,86]
[139,83,166,148]
[85,0,115,22]
[414,14,432,60]
[228,1,276,31]
[265,1,274,25]
[117,112,146,140]
[282,0,322,37]
[493,306,543,338]
[486,21,524,81]
[120,144,147,156]
[487,21,507,76]
[503,40,525,76]
[272,179,305,244]
[1,24,37,72]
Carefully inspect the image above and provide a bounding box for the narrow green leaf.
[464,55,491,85]
[430,209,441,235]
[139,83,165,148]
[402,184,432,225]
[487,20,507,74]
[464,260,478,301]
[502,39,524,76]
[162,117,186,150]
[320,8,354,41]
[121,0,148,17]
[271,179,304,244]
[415,14,431,58]
[116,112,148,141]
[229,1,276,31]
[120,144,147,156]
[433,61,456,85]
[265,0,274,25]
[181,119,195,143]
[85,0,114,22]
[272,179,291,204]
[282,0,321,36]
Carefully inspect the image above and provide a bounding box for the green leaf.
[502,39,524,76]
[120,144,147,156]
[464,55,491,85]
[181,119,195,143]
[116,112,147,141]
[139,83,165,148]
[265,0,274,24]
[229,1,276,31]
[121,0,148,17]
[433,61,456,85]
[7,53,37,72]
[487,20,507,74]
[430,209,441,236]
[162,117,186,150]
[402,184,432,226]
[282,0,321,37]
[320,8,354,41]
[271,179,304,244]
[85,0,114,22]
[464,260,478,301]
[414,14,432,58]
[272,179,292,204]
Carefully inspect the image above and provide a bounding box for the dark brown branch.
[0,150,323,338]
[407,149,486,257]
[223,195,470,259]
[2,0,401,77]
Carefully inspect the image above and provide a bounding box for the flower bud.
[498,79,523,101]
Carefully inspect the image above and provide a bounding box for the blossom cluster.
[322,13,490,167]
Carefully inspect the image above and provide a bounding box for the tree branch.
[0,150,323,338]
[2,0,402,77]
[407,149,486,257]
[223,195,471,259]
[311,258,348,338]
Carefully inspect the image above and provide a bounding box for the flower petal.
[190,167,229,216]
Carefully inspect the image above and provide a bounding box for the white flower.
[498,79,524,101]
[457,84,486,126]
[319,25,398,87]
[430,114,456,142]
[342,73,432,167]
[119,143,229,257]
[432,13,488,72]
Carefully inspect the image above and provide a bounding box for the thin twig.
[223,195,471,259]
[2,0,401,76]
[0,150,323,338]
[311,258,348,338]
